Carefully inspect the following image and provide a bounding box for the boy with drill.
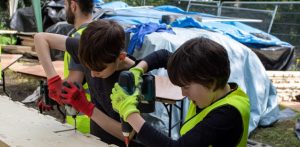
[110,37,251,146]
[35,19,148,146]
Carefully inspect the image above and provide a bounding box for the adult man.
[38,0,93,134]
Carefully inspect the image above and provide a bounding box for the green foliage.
[290,58,300,71]
[0,35,17,45]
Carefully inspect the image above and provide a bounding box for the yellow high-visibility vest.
[64,26,91,134]
[180,86,250,147]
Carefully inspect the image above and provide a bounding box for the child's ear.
[119,52,126,61]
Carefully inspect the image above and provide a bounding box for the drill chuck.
[62,81,79,116]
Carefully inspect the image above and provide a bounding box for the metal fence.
[103,0,180,6]
[109,0,300,59]
[182,1,300,64]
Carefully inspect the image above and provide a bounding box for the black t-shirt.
[66,38,126,146]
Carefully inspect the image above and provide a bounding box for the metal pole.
[31,0,43,32]
[142,0,146,6]
[268,4,278,34]
[187,0,192,12]
[217,1,222,16]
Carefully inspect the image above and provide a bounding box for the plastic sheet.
[99,4,294,70]
[45,21,74,60]
[10,0,65,32]
[250,46,294,70]
[10,7,37,32]
[126,22,175,55]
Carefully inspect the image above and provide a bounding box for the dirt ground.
[0,57,65,122]
[1,56,300,147]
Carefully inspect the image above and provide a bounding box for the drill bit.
[73,115,77,132]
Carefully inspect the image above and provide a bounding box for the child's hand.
[129,67,144,86]
[110,83,140,121]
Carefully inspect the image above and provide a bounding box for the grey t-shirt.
[67,28,84,72]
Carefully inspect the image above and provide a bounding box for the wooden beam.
[0,96,114,146]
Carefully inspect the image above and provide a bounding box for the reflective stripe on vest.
[64,27,91,134]
[180,87,250,147]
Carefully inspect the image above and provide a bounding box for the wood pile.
[2,45,37,57]
[19,34,35,50]
[1,32,36,57]
[267,71,300,102]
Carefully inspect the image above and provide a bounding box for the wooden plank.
[9,61,64,79]
[21,40,35,48]
[0,30,17,34]
[0,96,112,147]
[0,54,23,70]
[19,36,34,41]
[267,71,300,77]
[2,45,32,52]
[273,83,300,89]
[17,32,36,36]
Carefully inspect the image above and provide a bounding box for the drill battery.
[118,71,156,113]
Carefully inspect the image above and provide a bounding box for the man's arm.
[66,59,85,83]
[34,33,68,78]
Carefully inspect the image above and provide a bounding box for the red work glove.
[37,98,53,111]
[47,75,63,105]
[60,81,95,117]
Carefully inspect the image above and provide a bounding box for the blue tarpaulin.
[100,3,291,50]
[126,22,175,55]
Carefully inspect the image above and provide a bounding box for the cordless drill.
[118,71,156,146]
[40,80,57,108]
[61,81,80,131]
[39,80,78,131]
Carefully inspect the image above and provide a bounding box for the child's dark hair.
[167,37,230,91]
[79,20,125,71]
[67,0,94,15]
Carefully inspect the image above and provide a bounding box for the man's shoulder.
[65,37,80,50]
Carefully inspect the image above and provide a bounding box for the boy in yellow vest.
[110,37,251,146]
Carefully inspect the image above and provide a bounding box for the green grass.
[249,107,300,146]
